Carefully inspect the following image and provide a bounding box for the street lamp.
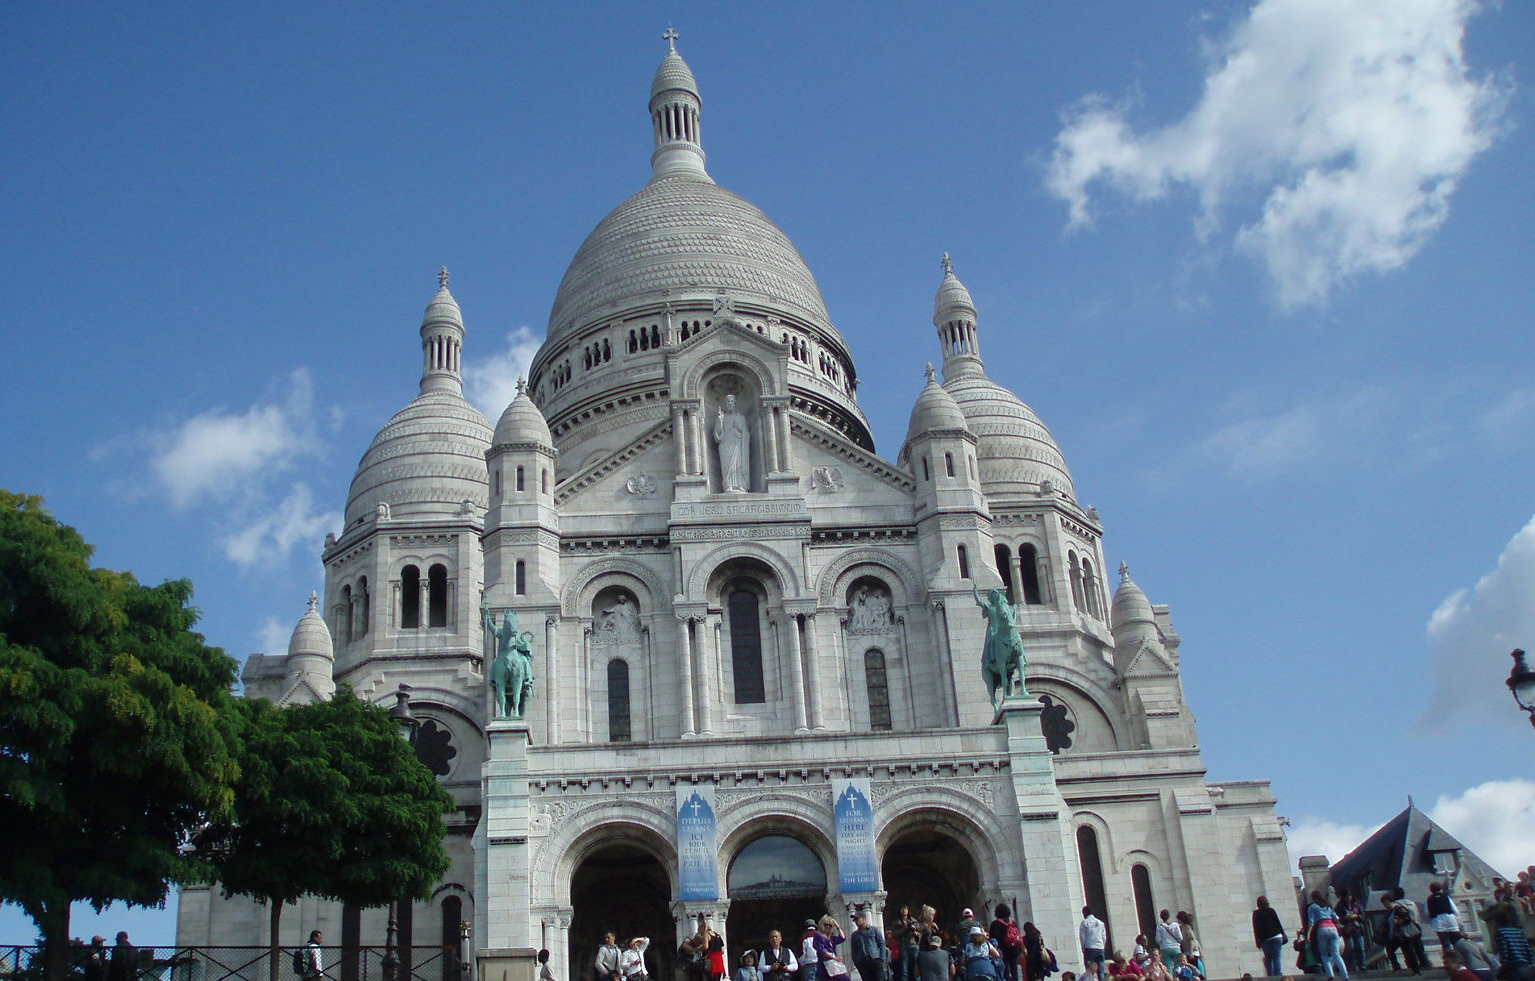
[1508,649,1535,728]
[382,684,419,981]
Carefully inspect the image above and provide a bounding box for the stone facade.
[179,37,1293,981]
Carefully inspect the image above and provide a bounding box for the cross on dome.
[1118,562,1130,580]
[515,375,527,397]
[307,590,318,612]
[941,252,953,275]
[438,266,451,289]
[663,26,680,51]
[924,363,936,384]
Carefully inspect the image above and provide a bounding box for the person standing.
[1333,891,1365,974]
[304,931,324,981]
[619,937,650,981]
[763,930,800,981]
[1251,896,1287,977]
[989,905,1023,981]
[1392,888,1428,975]
[109,932,138,981]
[597,933,623,981]
[962,928,1003,981]
[1173,914,1202,980]
[852,912,889,981]
[1152,914,1181,973]
[538,950,556,981]
[1427,883,1461,950]
[1304,890,1348,980]
[917,936,953,981]
[814,915,848,981]
[1079,909,1106,976]
[85,937,109,981]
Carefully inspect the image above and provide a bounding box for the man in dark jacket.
[851,912,889,981]
[109,932,138,981]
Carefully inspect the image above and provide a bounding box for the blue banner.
[833,777,878,893]
[677,785,719,901]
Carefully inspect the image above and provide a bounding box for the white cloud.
[1047,0,1509,308]
[465,326,541,420]
[150,369,320,507]
[1286,779,1535,876]
[220,483,340,569]
[255,616,290,657]
[1171,387,1392,482]
[1424,514,1535,730]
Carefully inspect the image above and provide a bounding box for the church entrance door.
[880,826,982,929]
[726,835,829,956]
[570,843,673,980]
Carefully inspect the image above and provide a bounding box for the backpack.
[292,950,307,977]
[1002,921,1022,950]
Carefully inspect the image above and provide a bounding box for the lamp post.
[1507,649,1535,728]
[382,685,420,981]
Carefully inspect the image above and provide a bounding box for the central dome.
[546,173,834,341]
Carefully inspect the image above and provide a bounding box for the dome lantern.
[420,266,465,397]
[649,28,708,181]
[935,253,984,382]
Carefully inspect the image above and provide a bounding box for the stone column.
[895,614,918,728]
[698,615,718,734]
[692,410,708,476]
[544,616,560,744]
[931,600,959,727]
[804,613,826,730]
[776,408,793,472]
[672,407,688,477]
[763,406,780,473]
[779,612,809,732]
[677,614,696,737]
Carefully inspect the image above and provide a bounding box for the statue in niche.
[713,393,750,492]
[974,585,1028,707]
[849,586,893,633]
[484,606,535,719]
[597,593,641,644]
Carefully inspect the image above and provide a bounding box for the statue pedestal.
[476,720,533,953]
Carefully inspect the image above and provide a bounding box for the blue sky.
[4,0,1534,945]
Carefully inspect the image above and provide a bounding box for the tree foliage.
[0,491,241,978]
[198,688,454,978]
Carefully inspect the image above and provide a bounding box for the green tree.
[0,491,242,981]
[199,689,455,981]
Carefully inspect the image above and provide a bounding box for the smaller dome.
[493,379,552,446]
[906,364,970,440]
[344,392,492,528]
[288,592,334,659]
[934,254,977,321]
[422,268,462,328]
[1111,565,1155,632]
[652,48,699,100]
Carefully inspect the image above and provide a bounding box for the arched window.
[650,324,661,348]
[1019,544,1043,605]
[727,586,765,704]
[994,544,1015,605]
[401,565,421,629]
[515,560,526,596]
[428,564,448,628]
[628,329,637,353]
[607,659,631,742]
[1077,827,1112,954]
[957,544,970,580]
[1131,864,1157,942]
[340,584,353,644]
[357,577,369,638]
[944,452,955,477]
[1082,558,1100,618]
[1069,552,1085,612]
[865,648,892,731]
[440,897,463,981]
[515,466,525,492]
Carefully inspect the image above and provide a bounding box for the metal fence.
[0,947,465,981]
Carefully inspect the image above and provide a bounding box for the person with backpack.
[298,931,323,980]
[989,905,1024,981]
[963,928,1003,981]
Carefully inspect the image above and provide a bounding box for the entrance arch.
[726,834,829,954]
[881,826,983,927]
[569,843,674,980]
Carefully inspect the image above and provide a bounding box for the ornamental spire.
[663,25,680,51]
[419,266,465,396]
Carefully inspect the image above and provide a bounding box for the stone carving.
[376,501,391,519]
[485,606,535,719]
[713,394,750,492]
[1039,479,1054,497]
[810,466,843,492]
[974,585,1027,707]
[459,498,477,516]
[625,472,658,497]
[848,586,893,634]
[595,593,642,645]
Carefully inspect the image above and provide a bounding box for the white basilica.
[178,37,1293,981]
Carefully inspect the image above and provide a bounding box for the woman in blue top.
[1305,891,1348,979]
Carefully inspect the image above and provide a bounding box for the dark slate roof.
[1328,804,1504,903]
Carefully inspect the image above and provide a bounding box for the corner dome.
[905,366,970,442]
[945,375,1076,500]
[288,593,333,659]
[493,382,552,446]
[344,392,492,529]
[1111,566,1155,631]
[546,175,837,343]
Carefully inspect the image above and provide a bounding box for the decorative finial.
[924,363,936,384]
[941,252,953,276]
[1118,562,1129,580]
[438,266,450,289]
[307,590,318,612]
[515,375,527,397]
[663,26,680,51]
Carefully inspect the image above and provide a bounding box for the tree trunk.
[40,901,71,981]
[270,900,284,981]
